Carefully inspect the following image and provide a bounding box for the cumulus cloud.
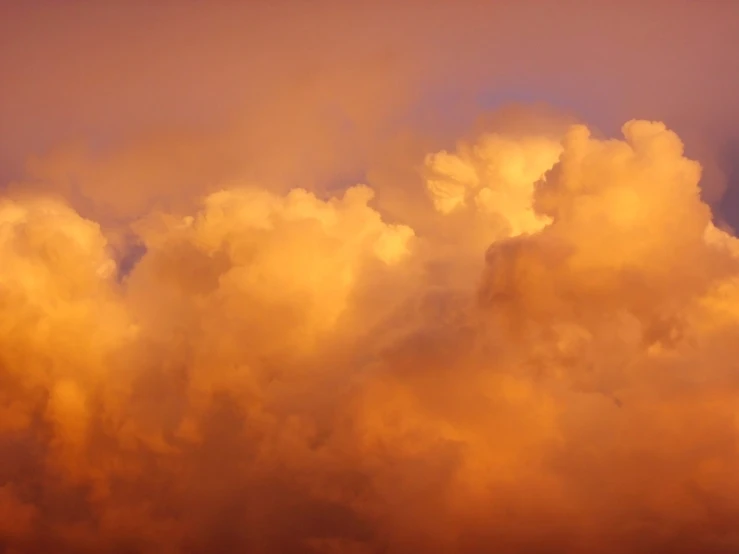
[425,132,562,234]
[3,110,739,554]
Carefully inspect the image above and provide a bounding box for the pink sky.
[2,1,738,203]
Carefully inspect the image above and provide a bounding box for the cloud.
[2,111,739,553]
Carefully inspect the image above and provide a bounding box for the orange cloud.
[2,112,739,553]
[2,4,739,550]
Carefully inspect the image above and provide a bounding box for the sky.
[3,1,739,553]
